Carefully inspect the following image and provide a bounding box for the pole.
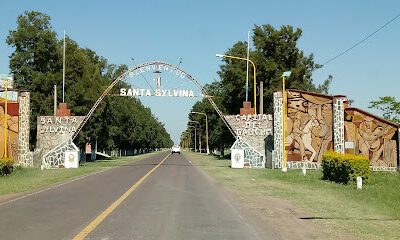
[54,85,57,116]
[199,131,201,153]
[260,81,263,115]
[282,76,287,172]
[216,55,257,114]
[62,30,66,103]
[4,79,8,158]
[205,114,209,154]
[252,61,256,114]
[245,31,250,102]
[194,127,197,152]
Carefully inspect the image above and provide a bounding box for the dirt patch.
[242,194,355,240]
[0,193,23,204]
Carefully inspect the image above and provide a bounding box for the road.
[0,152,271,240]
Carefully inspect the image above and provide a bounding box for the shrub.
[321,151,370,185]
[0,158,14,176]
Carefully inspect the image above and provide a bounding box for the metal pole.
[260,81,263,114]
[282,76,287,172]
[245,31,250,102]
[205,114,209,154]
[62,30,66,103]
[252,61,257,114]
[199,131,201,153]
[54,85,57,116]
[216,55,257,114]
[194,127,197,152]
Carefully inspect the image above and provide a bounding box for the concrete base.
[240,101,254,115]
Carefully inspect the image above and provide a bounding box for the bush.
[0,158,14,176]
[321,151,370,185]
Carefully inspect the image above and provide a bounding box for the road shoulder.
[184,152,354,240]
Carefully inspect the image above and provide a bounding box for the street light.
[190,111,209,155]
[188,120,201,152]
[187,125,197,152]
[216,53,257,114]
[281,71,291,172]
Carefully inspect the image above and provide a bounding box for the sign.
[120,88,196,97]
[345,141,354,149]
[38,116,83,135]
[120,63,198,98]
[0,91,18,101]
[0,75,13,89]
[233,114,272,137]
[64,150,79,168]
[231,149,244,168]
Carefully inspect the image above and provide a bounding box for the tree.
[7,11,62,147]
[218,24,331,114]
[7,11,173,152]
[369,96,400,124]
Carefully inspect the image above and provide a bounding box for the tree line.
[6,11,173,152]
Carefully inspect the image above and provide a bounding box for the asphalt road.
[0,152,270,240]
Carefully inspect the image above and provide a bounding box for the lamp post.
[281,71,292,172]
[190,111,209,154]
[189,120,201,152]
[187,125,197,152]
[216,53,257,114]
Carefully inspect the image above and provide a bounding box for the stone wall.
[35,116,85,165]
[224,114,272,154]
[17,92,32,166]
[344,108,398,169]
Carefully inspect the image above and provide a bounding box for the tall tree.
[218,24,331,114]
[7,11,62,147]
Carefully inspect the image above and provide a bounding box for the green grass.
[186,151,400,240]
[0,151,162,195]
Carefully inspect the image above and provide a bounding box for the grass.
[186,151,400,240]
[0,151,162,196]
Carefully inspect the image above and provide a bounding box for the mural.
[344,108,398,167]
[0,100,19,160]
[285,90,333,162]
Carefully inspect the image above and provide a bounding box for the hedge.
[321,151,370,185]
[0,158,14,176]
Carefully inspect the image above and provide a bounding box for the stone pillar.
[333,97,345,154]
[18,92,32,166]
[273,92,283,169]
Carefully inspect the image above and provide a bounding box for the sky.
[1,0,400,144]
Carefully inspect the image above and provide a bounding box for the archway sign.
[72,61,236,140]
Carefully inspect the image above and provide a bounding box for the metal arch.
[72,61,237,140]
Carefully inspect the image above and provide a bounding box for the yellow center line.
[73,153,171,240]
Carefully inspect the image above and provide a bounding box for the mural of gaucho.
[285,90,333,162]
[344,109,398,167]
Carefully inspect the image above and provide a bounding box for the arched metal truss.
[72,61,236,140]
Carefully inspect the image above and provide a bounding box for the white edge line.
[0,168,110,207]
[0,152,166,207]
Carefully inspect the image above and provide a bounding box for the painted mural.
[285,90,333,162]
[344,108,398,167]
[0,100,19,160]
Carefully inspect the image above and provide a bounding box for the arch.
[72,61,236,140]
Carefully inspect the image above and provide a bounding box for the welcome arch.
[72,61,236,140]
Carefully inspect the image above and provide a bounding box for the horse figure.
[301,117,319,162]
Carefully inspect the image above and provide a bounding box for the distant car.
[171,145,181,154]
